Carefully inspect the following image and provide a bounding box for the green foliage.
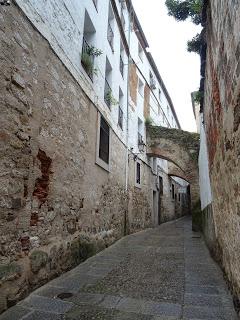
[86,46,103,57]
[106,91,119,106]
[165,0,202,25]
[193,90,203,104]
[81,52,99,76]
[81,45,102,77]
[145,116,153,126]
[187,33,202,54]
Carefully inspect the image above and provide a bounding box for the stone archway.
[146,126,200,208]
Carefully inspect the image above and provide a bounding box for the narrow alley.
[1,217,237,320]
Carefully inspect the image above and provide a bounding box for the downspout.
[125,1,132,192]
[124,0,132,235]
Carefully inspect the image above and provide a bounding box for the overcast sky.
[132,0,202,132]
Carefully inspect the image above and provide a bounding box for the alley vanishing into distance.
[0,217,237,320]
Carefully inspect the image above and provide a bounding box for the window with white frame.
[99,116,110,164]
[96,114,111,172]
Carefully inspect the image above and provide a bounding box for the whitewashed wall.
[199,113,212,209]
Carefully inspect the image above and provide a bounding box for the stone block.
[29,250,48,273]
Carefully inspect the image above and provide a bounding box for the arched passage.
[146,126,200,208]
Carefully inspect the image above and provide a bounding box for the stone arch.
[146,126,200,207]
[168,162,190,183]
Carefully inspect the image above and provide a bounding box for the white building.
[14,0,189,223]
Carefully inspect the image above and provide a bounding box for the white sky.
[132,0,201,132]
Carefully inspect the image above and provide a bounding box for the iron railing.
[107,23,114,51]
[81,37,94,80]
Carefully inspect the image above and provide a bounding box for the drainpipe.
[125,0,132,192]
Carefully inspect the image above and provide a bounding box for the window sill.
[135,183,141,189]
[96,157,110,173]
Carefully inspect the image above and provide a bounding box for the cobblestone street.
[0,217,238,320]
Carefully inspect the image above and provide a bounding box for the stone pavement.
[0,217,238,320]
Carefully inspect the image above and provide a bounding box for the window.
[120,42,124,78]
[118,107,123,129]
[153,158,157,174]
[99,116,110,164]
[178,193,181,202]
[159,176,163,195]
[138,117,143,145]
[118,89,124,129]
[107,5,114,52]
[104,57,113,108]
[81,11,96,81]
[138,78,144,96]
[138,42,143,61]
[172,184,175,199]
[158,89,162,101]
[136,162,141,185]
[149,71,156,89]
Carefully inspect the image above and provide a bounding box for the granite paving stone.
[0,217,237,319]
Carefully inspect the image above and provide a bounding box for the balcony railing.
[120,55,124,77]
[104,79,112,108]
[107,23,114,52]
[81,37,94,80]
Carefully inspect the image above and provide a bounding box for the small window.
[107,5,114,52]
[149,71,156,89]
[138,42,143,61]
[136,162,141,185]
[178,193,181,202]
[138,78,144,96]
[171,184,175,199]
[159,176,163,195]
[99,116,110,164]
[118,106,123,129]
[158,89,162,101]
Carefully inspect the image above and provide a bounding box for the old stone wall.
[203,0,240,301]
[0,4,153,312]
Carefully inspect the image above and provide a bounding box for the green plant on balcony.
[81,45,102,77]
[105,91,119,106]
